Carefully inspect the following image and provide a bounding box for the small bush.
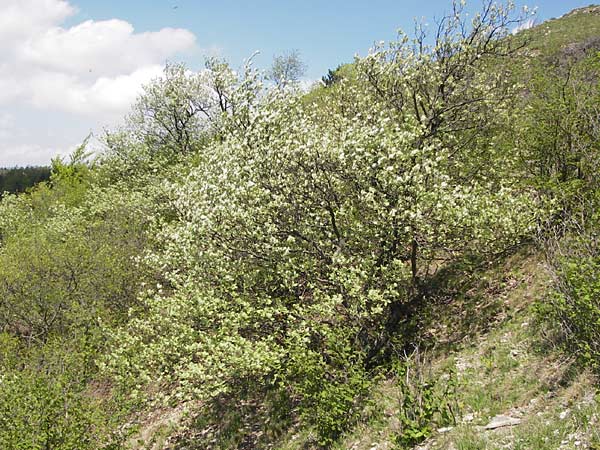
[0,334,126,450]
[392,350,458,449]
[286,331,373,447]
[540,190,600,371]
[542,209,600,371]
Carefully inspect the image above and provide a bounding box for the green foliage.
[50,136,92,184]
[517,49,600,193]
[321,65,344,87]
[553,254,600,369]
[34,136,95,210]
[527,35,600,375]
[392,353,458,448]
[540,192,600,371]
[0,333,126,450]
[517,6,600,58]
[0,187,150,344]
[285,331,373,446]
[0,166,50,196]
[0,142,156,448]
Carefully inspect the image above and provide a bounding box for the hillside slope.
[523,4,600,56]
[325,250,599,450]
[129,7,600,449]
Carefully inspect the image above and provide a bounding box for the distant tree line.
[0,166,51,196]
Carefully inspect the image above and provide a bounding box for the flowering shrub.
[104,6,539,443]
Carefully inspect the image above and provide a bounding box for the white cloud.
[0,0,75,44]
[0,0,201,166]
[86,66,165,113]
[0,113,15,140]
[27,65,164,115]
[0,143,66,167]
[19,20,195,77]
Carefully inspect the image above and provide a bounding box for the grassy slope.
[522,5,600,56]
[329,249,600,450]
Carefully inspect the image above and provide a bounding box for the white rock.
[483,415,521,430]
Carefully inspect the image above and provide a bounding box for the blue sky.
[68,0,591,80]
[0,0,592,167]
